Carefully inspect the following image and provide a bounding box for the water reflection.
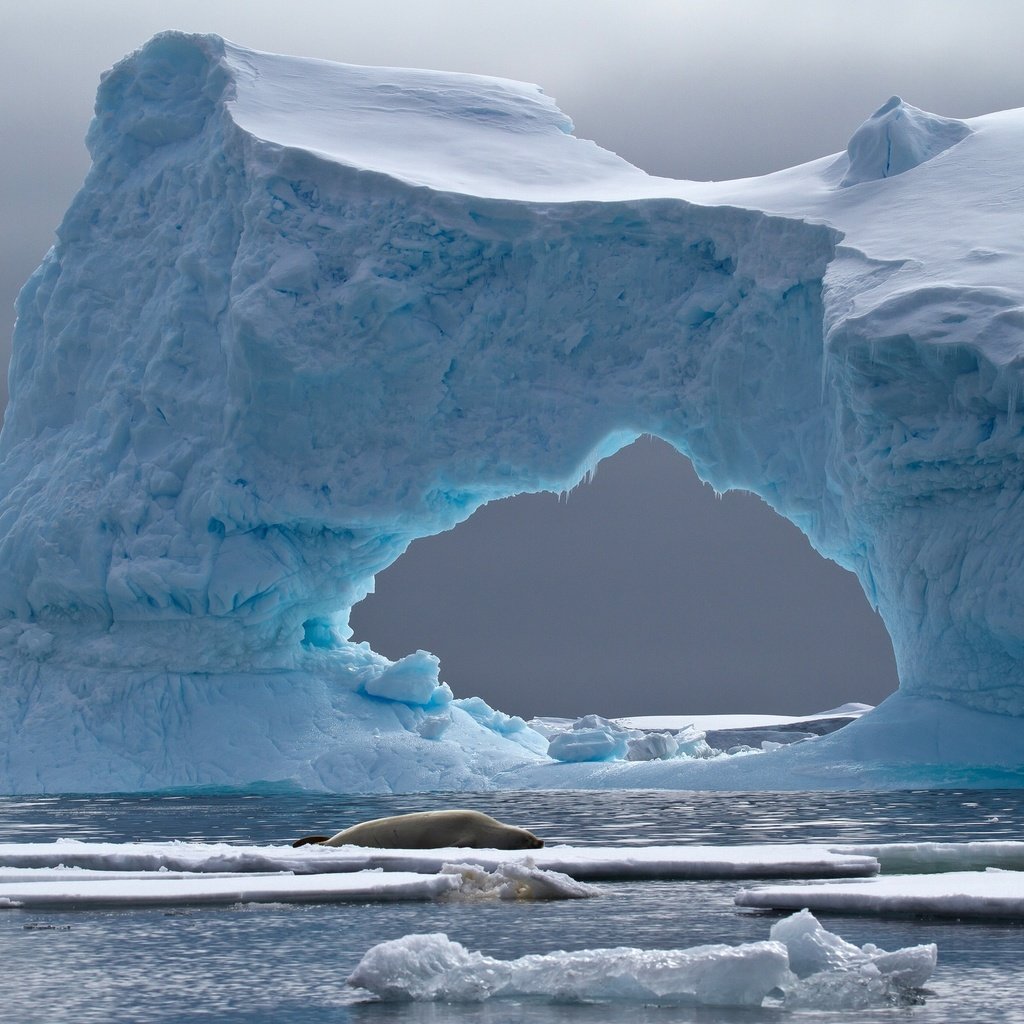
[1,789,1020,846]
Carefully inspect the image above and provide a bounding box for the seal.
[291,809,544,850]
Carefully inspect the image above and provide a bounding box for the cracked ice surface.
[1,32,1023,791]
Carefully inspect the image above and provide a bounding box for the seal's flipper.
[292,835,330,848]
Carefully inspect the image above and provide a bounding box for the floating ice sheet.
[833,840,1024,874]
[347,910,935,1009]
[0,868,457,908]
[0,840,879,880]
[737,869,1024,919]
[0,859,595,909]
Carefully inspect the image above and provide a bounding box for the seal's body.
[292,809,544,850]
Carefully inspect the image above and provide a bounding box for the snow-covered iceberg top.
[0,31,1022,792]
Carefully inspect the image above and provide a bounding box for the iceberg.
[1,31,1023,792]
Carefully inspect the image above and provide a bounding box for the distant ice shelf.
[1,32,1023,793]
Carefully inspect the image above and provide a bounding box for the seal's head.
[499,826,544,850]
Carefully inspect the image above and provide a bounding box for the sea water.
[1,789,1022,1023]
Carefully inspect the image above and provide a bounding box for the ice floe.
[347,910,935,1009]
[0,859,595,909]
[737,869,1024,919]
[0,840,880,880]
[833,840,1024,873]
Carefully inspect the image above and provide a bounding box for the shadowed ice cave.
[1,33,1023,791]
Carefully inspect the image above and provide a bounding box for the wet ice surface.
[347,911,936,1008]
[2,790,1024,1023]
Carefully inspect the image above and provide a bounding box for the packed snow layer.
[737,870,1024,920]
[347,911,935,1008]
[1,31,1023,791]
[0,840,880,880]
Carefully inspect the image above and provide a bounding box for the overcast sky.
[3,2,1023,716]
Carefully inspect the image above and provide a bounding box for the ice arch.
[0,34,843,671]
[1,33,1023,790]
[350,437,900,718]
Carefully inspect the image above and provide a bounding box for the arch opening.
[349,436,898,719]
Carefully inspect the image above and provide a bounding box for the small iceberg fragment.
[347,910,935,1008]
[348,933,790,1006]
[772,907,936,989]
[626,731,678,760]
[545,714,712,763]
[360,650,448,706]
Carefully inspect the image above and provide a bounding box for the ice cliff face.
[1,33,1022,791]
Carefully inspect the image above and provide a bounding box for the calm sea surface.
[1,789,1022,1023]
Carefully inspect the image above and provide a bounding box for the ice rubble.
[542,713,712,763]
[1,31,1023,792]
[347,910,935,1008]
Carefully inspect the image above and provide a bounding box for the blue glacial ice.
[1,32,1023,792]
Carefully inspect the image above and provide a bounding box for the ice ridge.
[1,32,1023,791]
[840,95,971,186]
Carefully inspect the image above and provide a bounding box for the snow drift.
[1,32,1022,791]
